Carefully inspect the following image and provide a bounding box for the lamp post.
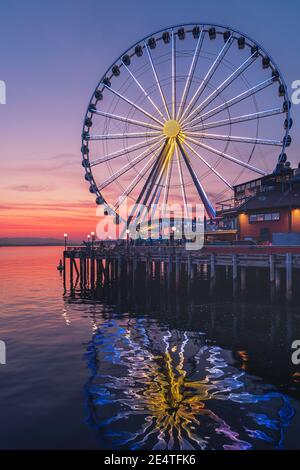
[64,233,67,250]
[91,231,95,249]
[171,225,176,245]
[87,234,91,246]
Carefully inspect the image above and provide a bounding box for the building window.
[249,212,280,223]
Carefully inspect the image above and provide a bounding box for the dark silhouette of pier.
[63,243,300,302]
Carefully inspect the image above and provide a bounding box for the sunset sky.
[0,0,300,241]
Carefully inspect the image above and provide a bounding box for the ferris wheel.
[81,23,292,226]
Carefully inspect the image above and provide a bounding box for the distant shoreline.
[0,244,67,247]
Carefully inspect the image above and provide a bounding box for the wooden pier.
[63,244,300,302]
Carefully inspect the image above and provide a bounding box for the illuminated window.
[249,212,280,223]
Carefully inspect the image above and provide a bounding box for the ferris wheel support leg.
[125,140,170,233]
[176,139,216,219]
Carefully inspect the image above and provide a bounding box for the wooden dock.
[63,244,300,302]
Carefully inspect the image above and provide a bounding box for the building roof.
[237,187,300,212]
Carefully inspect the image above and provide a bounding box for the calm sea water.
[0,246,299,450]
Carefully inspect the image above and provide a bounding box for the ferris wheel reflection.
[83,317,294,450]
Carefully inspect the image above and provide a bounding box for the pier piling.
[63,245,299,302]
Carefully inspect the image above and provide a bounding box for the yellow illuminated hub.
[163,119,181,138]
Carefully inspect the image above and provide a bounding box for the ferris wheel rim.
[81,22,292,223]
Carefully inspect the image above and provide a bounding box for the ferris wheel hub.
[163,119,181,138]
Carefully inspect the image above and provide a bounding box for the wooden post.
[91,255,95,289]
[126,258,130,277]
[209,254,216,295]
[232,254,238,296]
[111,258,115,282]
[187,255,192,279]
[73,259,79,278]
[83,256,87,287]
[269,254,275,300]
[160,260,165,282]
[232,254,238,281]
[200,263,204,277]
[106,256,110,283]
[175,255,180,285]
[286,253,292,302]
[133,255,138,286]
[70,255,74,288]
[155,260,160,279]
[275,267,281,293]
[190,259,194,280]
[96,259,100,284]
[63,251,66,287]
[269,254,275,284]
[167,255,172,285]
[145,256,150,278]
[210,254,216,283]
[117,256,122,279]
[240,266,246,292]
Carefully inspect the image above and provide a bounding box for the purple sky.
[0,0,299,239]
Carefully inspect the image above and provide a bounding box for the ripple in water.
[84,317,294,450]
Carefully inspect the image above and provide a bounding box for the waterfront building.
[217,163,300,244]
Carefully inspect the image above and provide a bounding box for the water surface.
[0,246,299,449]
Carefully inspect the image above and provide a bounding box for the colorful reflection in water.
[84,318,294,450]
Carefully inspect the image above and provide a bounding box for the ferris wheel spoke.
[175,145,189,218]
[187,107,283,132]
[180,35,234,124]
[187,76,274,127]
[90,136,161,167]
[117,150,168,233]
[181,139,233,189]
[123,63,166,121]
[150,172,167,221]
[142,141,175,223]
[98,138,164,191]
[103,84,164,126]
[185,135,266,175]
[148,140,175,219]
[91,108,162,131]
[161,142,175,212]
[184,52,258,124]
[141,139,172,209]
[171,29,176,119]
[176,138,216,218]
[184,131,283,146]
[145,43,171,120]
[125,139,170,230]
[86,131,161,141]
[137,140,176,227]
[148,155,171,218]
[176,29,204,121]
[113,141,165,212]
